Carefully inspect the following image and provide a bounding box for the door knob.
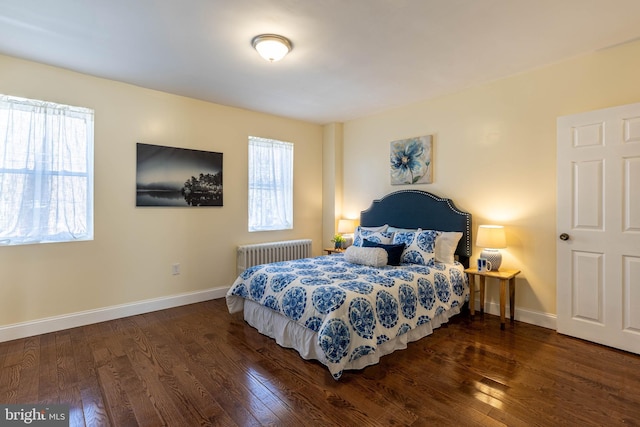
[559,233,570,241]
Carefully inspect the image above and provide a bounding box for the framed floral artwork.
[390,135,432,185]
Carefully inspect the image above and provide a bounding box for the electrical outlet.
[172,263,181,275]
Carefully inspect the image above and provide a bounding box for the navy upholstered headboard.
[359,190,472,267]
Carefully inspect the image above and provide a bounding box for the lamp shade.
[337,219,356,234]
[476,225,506,249]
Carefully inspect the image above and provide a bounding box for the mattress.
[227,254,468,379]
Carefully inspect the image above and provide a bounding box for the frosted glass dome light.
[252,34,292,62]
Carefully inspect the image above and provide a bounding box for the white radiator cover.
[237,239,312,275]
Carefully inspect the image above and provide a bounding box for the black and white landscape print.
[136,143,223,207]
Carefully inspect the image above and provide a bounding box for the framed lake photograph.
[136,143,223,207]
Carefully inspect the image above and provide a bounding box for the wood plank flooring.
[1,298,639,426]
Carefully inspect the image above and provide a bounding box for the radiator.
[237,239,312,275]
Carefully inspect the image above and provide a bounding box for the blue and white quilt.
[226,254,468,379]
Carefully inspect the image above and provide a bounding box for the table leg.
[468,274,475,318]
[509,277,516,322]
[500,278,507,330]
[479,276,486,314]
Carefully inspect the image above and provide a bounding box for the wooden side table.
[464,267,521,330]
[324,247,345,255]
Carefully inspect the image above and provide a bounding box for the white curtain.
[0,95,94,245]
[248,136,293,232]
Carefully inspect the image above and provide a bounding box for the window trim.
[248,136,293,232]
[0,94,94,246]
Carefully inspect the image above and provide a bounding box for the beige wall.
[341,40,640,325]
[0,54,323,327]
[322,123,344,247]
[4,37,640,332]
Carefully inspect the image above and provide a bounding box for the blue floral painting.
[390,135,432,185]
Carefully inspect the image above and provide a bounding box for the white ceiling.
[2,0,640,124]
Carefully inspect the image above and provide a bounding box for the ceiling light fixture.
[251,34,292,62]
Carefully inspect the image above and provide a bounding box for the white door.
[557,102,640,354]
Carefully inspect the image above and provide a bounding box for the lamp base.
[480,249,502,271]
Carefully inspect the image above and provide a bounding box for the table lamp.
[337,219,355,235]
[476,225,507,271]
[337,219,356,247]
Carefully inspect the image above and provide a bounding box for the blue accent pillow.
[393,229,438,265]
[362,239,405,266]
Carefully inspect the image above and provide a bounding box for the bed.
[226,190,472,379]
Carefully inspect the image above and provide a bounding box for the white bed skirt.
[242,299,462,375]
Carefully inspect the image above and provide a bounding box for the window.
[0,94,94,245]
[248,136,293,232]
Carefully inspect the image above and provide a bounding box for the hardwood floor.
[1,298,639,426]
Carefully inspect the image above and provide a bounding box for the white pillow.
[353,226,394,247]
[435,231,463,264]
[387,226,418,233]
[344,246,388,267]
[361,224,389,232]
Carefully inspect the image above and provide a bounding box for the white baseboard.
[0,287,230,343]
[473,297,557,330]
[0,290,555,343]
